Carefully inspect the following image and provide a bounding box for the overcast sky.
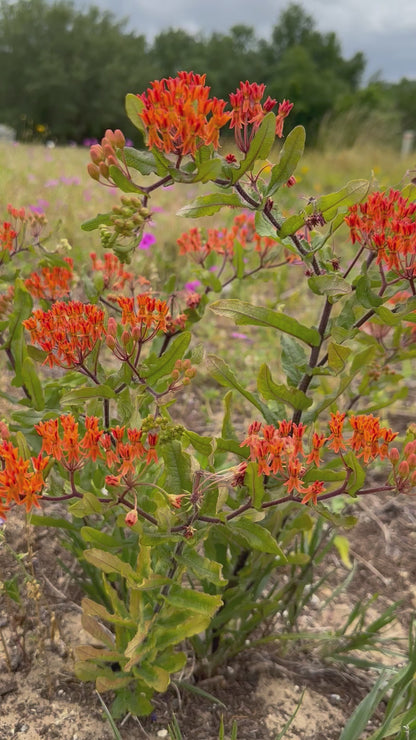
[73,0,416,83]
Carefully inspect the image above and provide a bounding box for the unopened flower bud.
[131,325,141,341]
[99,162,109,179]
[90,144,103,163]
[114,129,126,149]
[87,162,100,181]
[105,335,116,350]
[407,454,416,469]
[121,330,131,346]
[107,316,117,337]
[389,447,400,464]
[405,441,416,456]
[398,460,410,478]
[125,509,138,527]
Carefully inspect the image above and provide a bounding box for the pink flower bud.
[398,460,409,478]
[107,316,117,337]
[87,163,100,181]
[99,162,109,179]
[105,335,116,350]
[90,144,103,163]
[114,129,126,149]
[389,447,400,464]
[121,330,131,346]
[125,509,138,527]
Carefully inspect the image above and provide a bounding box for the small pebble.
[157,731,168,738]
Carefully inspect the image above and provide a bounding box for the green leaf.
[69,491,103,517]
[134,662,170,693]
[279,179,369,238]
[160,440,192,496]
[125,93,145,134]
[83,548,138,585]
[108,165,143,193]
[308,274,352,299]
[244,460,265,509]
[207,354,275,421]
[343,451,366,496]
[61,384,117,405]
[230,518,287,558]
[266,126,306,196]
[192,157,223,183]
[177,192,242,218]
[327,342,352,372]
[333,535,353,569]
[231,111,276,183]
[177,549,227,587]
[182,430,214,457]
[281,335,308,386]
[209,299,321,346]
[81,212,112,232]
[141,331,191,385]
[355,274,383,309]
[163,584,222,616]
[81,613,115,648]
[257,363,312,410]
[21,356,45,410]
[123,146,158,175]
[81,527,122,549]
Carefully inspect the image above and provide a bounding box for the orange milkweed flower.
[0,441,48,514]
[301,480,325,506]
[345,189,416,280]
[25,258,73,301]
[138,71,231,156]
[115,293,170,339]
[229,81,293,153]
[23,301,106,369]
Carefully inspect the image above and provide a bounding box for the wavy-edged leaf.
[62,384,116,406]
[230,517,287,558]
[108,165,144,193]
[163,584,222,616]
[123,146,158,175]
[178,549,227,587]
[177,192,242,218]
[210,299,321,346]
[257,363,312,410]
[207,354,275,421]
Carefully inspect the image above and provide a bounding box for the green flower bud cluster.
[110,196,150,238]
[141,414,184,443]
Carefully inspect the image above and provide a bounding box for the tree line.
[0,0,414,146]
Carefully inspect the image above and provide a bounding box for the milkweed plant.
[1,71,416,718]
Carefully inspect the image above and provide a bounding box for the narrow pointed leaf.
[163,584,223,615]
[266,126,306,196]
[123,146,158,175]
[230,518,287,558]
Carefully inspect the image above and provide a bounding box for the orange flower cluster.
[241,413,399,505]
[240,420,325,503]
[327,412,397,462]
[90,252,134,291]
[25,258,74,300]
[114,293,170,336]
[345,189,416,279]
[138,71,231,156]
[35,415,158,484]
[23,301,106,368]
[177,212,275,259]
[229,81,293,153]
[0,440,48,517]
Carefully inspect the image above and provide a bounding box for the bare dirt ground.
[1,486,415,740]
